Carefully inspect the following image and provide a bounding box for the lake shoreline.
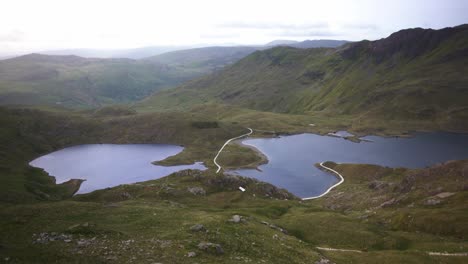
[221,139,269,170]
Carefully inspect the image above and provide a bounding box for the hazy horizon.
[1,0,467,56]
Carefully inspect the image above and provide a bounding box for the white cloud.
[0,0,467,55]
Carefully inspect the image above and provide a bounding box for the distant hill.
[289,39,349,48]
[0,38,352,109]
[0,53,206,108]
[139,25,468,130]
[38,45,201,59]
[143,40,350,74]
[265,39,348,49]
[145,46,258,72]
[265,40,300,46]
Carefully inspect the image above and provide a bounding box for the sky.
[1,0,467,54]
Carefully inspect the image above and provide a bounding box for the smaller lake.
[230,132,468,199]
[30,144,206,194]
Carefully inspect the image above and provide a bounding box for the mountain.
[139,25,468,131]
[0,46,264,108]
[265,39,348,48]
[145,46,258,72]
[0,53,208,108]
[36,45,202,59]
[0,41,347,109]
[265,40,300,46]
[290,39,349,48]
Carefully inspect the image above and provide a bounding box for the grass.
[2,25,468,261]
[137,25,468,134]
[0,105,466,263]
[1,162,467,263]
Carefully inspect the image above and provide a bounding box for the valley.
[0,24,467,264]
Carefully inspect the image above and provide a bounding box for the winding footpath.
[214,127,253,173]
[302,162,345,200]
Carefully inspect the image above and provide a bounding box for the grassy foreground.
[1,161,467,263]
[0,106,467,263]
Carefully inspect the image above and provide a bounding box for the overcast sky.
[1,0,467,54]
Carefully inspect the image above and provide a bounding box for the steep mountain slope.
[140,25,468,131]
[0,54,207,108]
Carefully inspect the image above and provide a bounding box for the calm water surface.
[30,144,206,194]
[231,132,468,198]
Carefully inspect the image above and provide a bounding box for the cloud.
[0,30,25,42]
[342,23,379,31]
[200,32,241,39]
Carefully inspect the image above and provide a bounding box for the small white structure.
[239,186,246,192]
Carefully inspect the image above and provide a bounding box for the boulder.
[198,242,224,255]
[229,215,241,223]
[190,224,206,232]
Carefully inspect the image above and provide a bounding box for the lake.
[230,132,468,198]
[30,144,206,194]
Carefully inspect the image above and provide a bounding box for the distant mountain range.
[139,25,468,130]
[1,39,349,60]
[37,45,202,59]
[0,39,349,108]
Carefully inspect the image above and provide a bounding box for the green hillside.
[145,46,258,73]
[139,25,468,132]
[0,54,208,108]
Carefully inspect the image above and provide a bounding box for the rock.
[120,192,132,199]
[424,198,441,205]
[190,224,206,232]
[315,258,335,264]
[378,198,396,208]
[434,192,455,199]
[187,251,196,257]
[32,232,73,244]
[260,221,288,234]
[187,187,206,195]
[198,242,224,255]
[229,215,241,223]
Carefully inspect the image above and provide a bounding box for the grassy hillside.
[145,46,258,73]
[0,54,209,108]
[139,25,468,133]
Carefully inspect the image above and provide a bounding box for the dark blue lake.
[30,144,206,194]
[230,132,468,198]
